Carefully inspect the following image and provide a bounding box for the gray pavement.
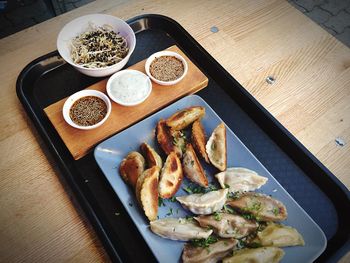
[0,0,349,47]
[288,0,350,46]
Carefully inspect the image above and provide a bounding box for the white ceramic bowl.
[63,90,112,130]
[145,51,188,86]
[57,14,136,77]
[106,69,152,106]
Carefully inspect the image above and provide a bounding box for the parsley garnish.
[223,204,236,214]
[272,207,279,216]
[227,191,240,199]
[213,212,222,221]
[182,183,219,195]
[166,207,173,216]
[169,196,177,202]
[158,197,166,207]
[190,236,218,248]
[242,213,256,221]
[185,215,194,222]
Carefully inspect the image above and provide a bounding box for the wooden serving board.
[44,45,208,160]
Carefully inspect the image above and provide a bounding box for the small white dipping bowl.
[106,69,152,106]
[63,90,112,130]
[57,14,136,77]
[145,51,188,86]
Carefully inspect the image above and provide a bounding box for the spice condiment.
[69,96,107,126]
[150,56,184,81]
[71,24,129,68]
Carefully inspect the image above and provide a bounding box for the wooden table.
[0,0,349,261]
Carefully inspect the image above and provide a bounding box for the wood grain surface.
[0,0,349,262]
[44,45,208,160]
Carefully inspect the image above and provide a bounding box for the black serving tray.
[16,14,349,262]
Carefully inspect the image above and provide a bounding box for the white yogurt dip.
[106,69,152,106]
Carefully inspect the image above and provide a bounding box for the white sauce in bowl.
[107,70,152,106]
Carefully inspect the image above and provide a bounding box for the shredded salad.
[70,24,129,68]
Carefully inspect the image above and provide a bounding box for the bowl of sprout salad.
[57,14,136,77]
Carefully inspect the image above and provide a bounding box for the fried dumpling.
[192,120,209,163]
[182,238,237,263]
[251,223,305,247]
[222,247,285,263]
[206,123,227,171]
[158,152,183,198]
[166,106,205,130]
[177,189,228,215]
[140,142,163,169]
[119,151,145,188]
[150,218,212,241]
[156,119,183,158]
[171,129,186,156]
[226,193,288,222]
[194,212,258,239]
[182,143,208,187]
[215,167,268,192]
[136,166,160,221]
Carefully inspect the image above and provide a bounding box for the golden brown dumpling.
[156,119,183,158]
[158,152,183,198]
[140,142,163,169]
[182,143,208,187]
[136,166,160,221]
[192,120,209,163]
[166,106,205,130]
[119,151,145,188]
[206,123,226,171]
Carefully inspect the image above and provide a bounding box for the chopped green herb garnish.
[158,197,166,207]
[166,207,173,216]
[213,212,222,221]
[185,215,194,222]
[182,183,219,195]
[224,183,230,189]
[223,204,236,214]
[248,201,262,211]
[242,213,256,221]
[169,196,177,202]
[183,186,193,194]
[227,191,240,199]
[207,184,218,192]
[190,236,218,248]
[272,207,279,216]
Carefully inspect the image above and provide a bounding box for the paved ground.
[0,0,350,47]
[288,0,350,46]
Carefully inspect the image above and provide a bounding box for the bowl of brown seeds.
[145,51,188,86]
[63,89,112,130]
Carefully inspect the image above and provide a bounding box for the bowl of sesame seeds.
[63,89,112,130]
[145,51,188,86]
[57,14,136,77]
